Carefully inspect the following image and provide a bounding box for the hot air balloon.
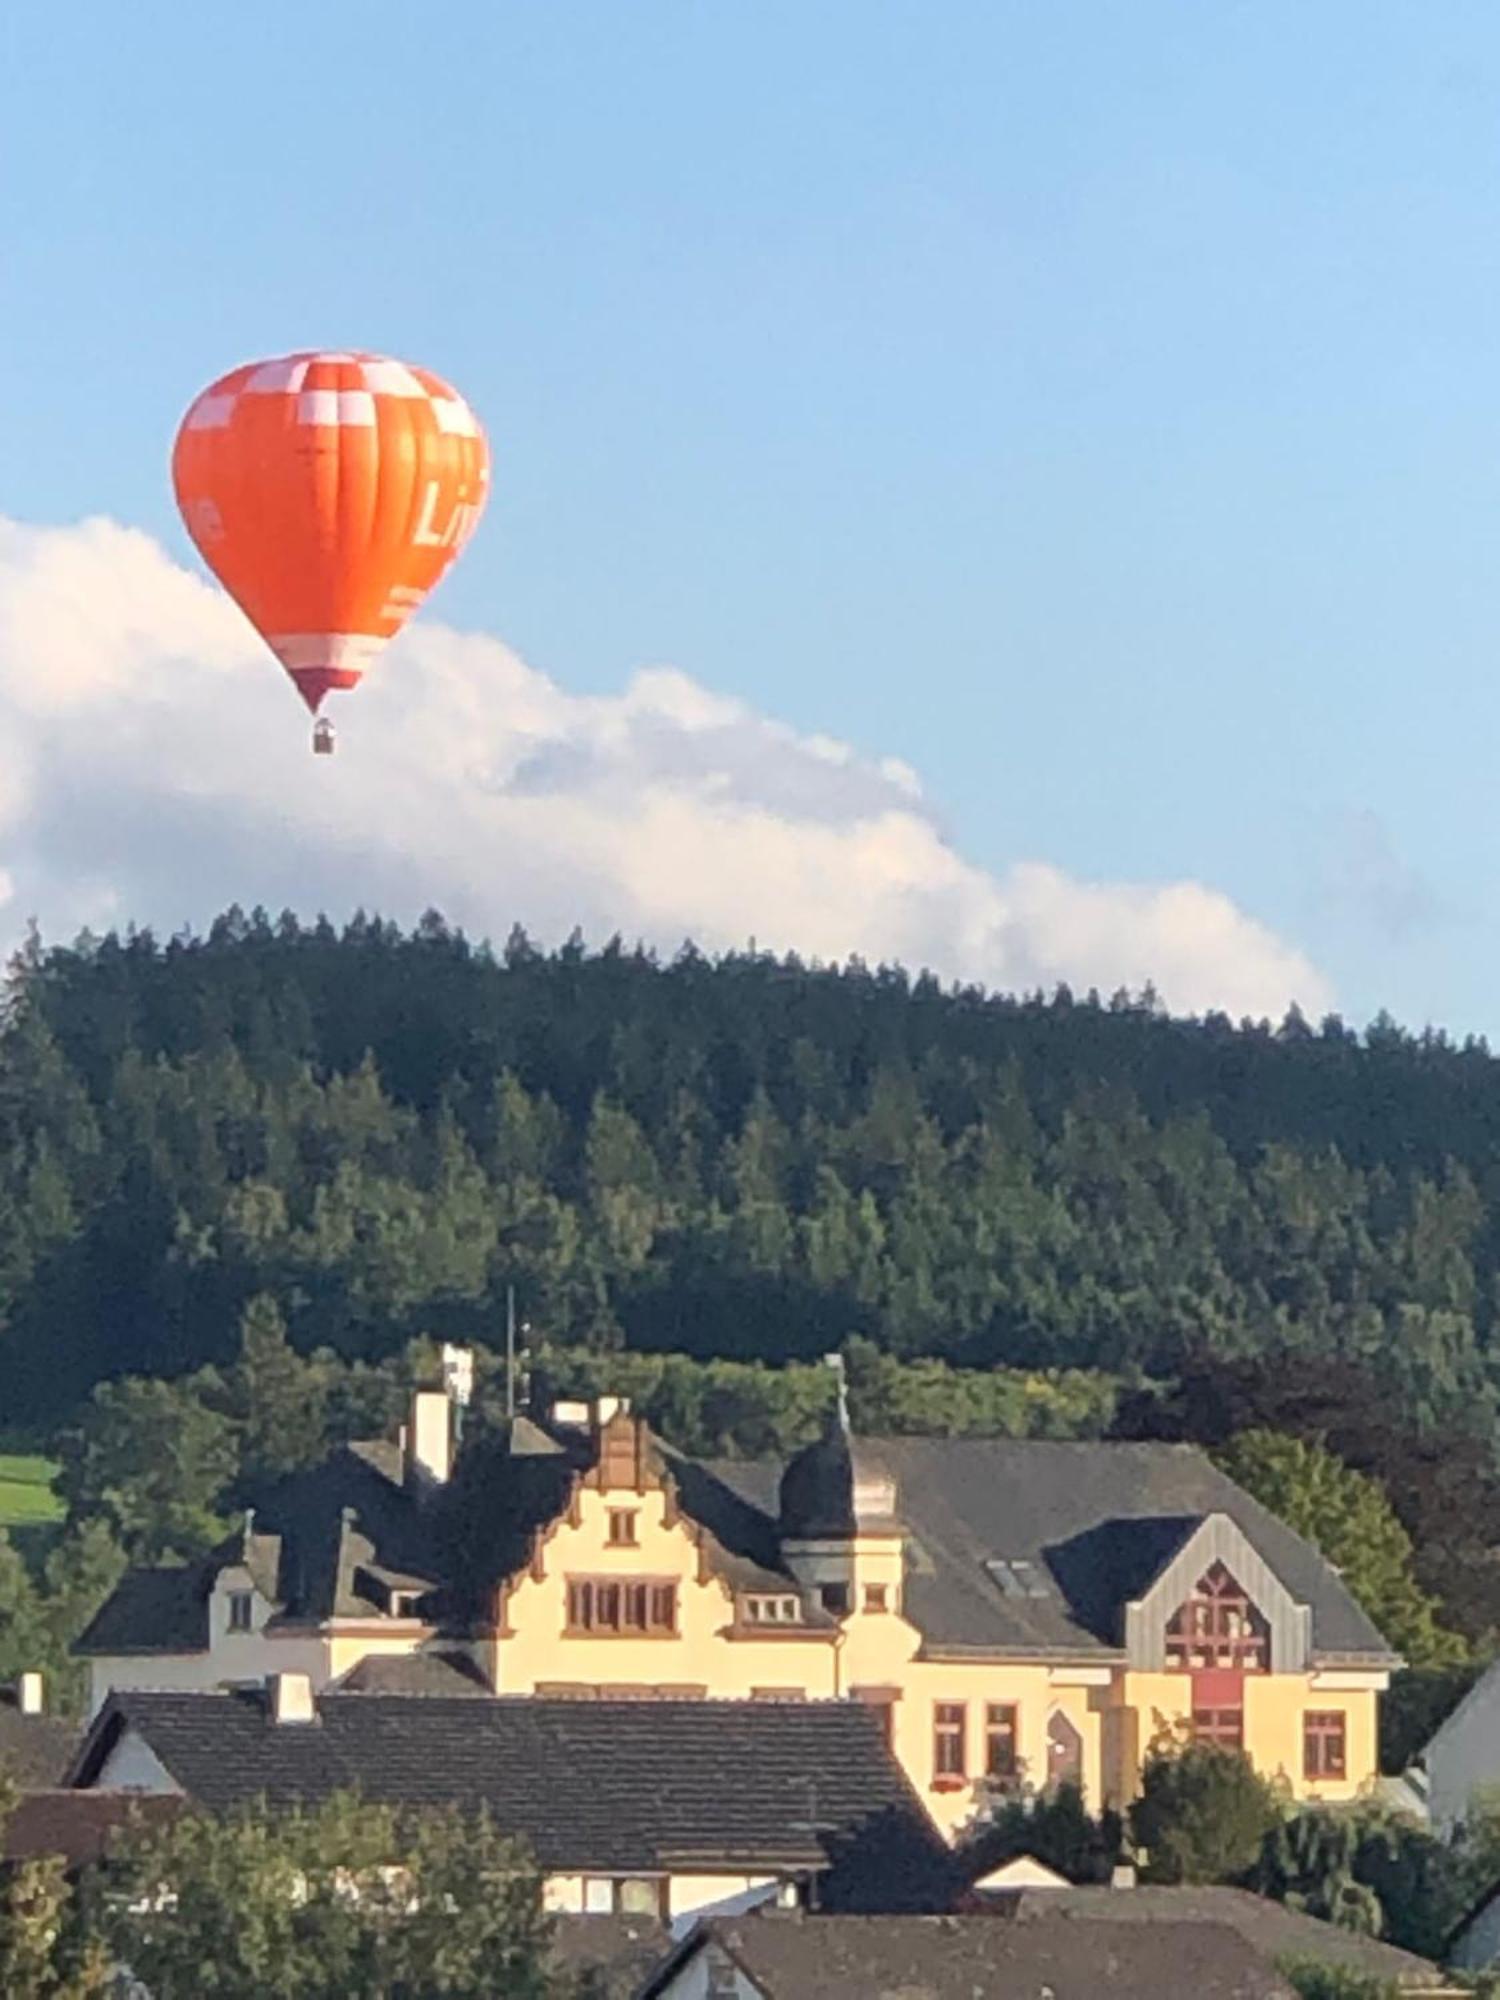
[172,351,490,753]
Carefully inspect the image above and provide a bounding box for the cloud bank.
[0,515,1330,1021]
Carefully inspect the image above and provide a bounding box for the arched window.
[1164,1562,1268,1672]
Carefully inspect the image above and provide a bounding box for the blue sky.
[3,2,1499,1032]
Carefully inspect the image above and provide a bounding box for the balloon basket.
[312,719,335,756]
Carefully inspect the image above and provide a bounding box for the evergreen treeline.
[2,909,1498,1435]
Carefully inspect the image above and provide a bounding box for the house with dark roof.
[67,1686,955,1925]
[638,1910,1304,1999]
[75,1375,1397,1841]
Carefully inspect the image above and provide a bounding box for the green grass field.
[0,1454,63,1529]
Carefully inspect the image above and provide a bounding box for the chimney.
[405,1388,453,1487]
[268,1672,316,1725]
[595,1395,630,1427]
[1110,1863,1138,1890]
[550,1399,592,1432]
[17,1670,43,1716]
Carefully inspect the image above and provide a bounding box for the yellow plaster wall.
[1114,1672,1379,1803]
[489,1486,838,1699]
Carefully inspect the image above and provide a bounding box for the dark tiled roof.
[333,1649,491,1696]
[702,1439,1394,1660]
[0,1705,79,1789]
[74,1563,209,1656]
[547,1915,670,1999]
[3,1790,181,1868]
[642,1912,1299,1999]
[995,1886,1452,1991]
[71,1691,950,1895]
[77,1424,1392,1668]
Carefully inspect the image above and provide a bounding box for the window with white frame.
[742,1593,801,1624]
[227,1590,254,1634]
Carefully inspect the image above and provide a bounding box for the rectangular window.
[227,1590,254,1634]
[863,1583,889,1613]
[607,1509,638,1547]
[1192,1707,1244,1751]
[566,1578,678,1635]
[1304,1711,1347,1780]
[934,1702,967,1781]
[985,1703,1019,1780]
[743,1594,801,1624]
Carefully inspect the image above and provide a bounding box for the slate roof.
[76,1421,1392,1668]
[69,1691,953,1900]
[74,1563,210,1656]
[640,1912,1299,1999]
[0,1700,78,1789]
[701,1439,1395,1661]
[991,1886,1457,1993]
[333,1649,492,1696]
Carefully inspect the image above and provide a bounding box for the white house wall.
[94,1728,184,1794]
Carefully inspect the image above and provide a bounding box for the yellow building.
[77,1388,1396,1841]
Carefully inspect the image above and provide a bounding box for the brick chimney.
[268,1672,316,1725]
[595,1403,645,1491]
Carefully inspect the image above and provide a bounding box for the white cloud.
[0,513,1331,1021]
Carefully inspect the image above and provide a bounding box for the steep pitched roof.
[76,1422,1392,1667]
[640,1912,1300,1999]
[69,1691,952,1899]
[74,1562,210,1656]
[701,1439,1394,1661]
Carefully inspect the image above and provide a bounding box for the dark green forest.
[7,909,1500,1714]
[4,908,1499,1418]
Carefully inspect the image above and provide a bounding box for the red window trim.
[1304,1710,1347,1780]
[933,1701,967,1785]
[565,1577,678,1636]
[985,1703,1019,1780]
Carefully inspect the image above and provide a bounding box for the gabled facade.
[76,1387,1398,1839]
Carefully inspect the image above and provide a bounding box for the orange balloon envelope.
[172,350,490,720]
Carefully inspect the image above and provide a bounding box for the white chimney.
[406,1388,453,1486]
[441,1343,475,1409]
[550,1399,592,1431]
[595,1395,631,1426]
[268,1672,316,1725]
[17,1670,43,1716]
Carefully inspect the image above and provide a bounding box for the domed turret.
[779,1429,898,1539]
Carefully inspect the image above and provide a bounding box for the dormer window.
[743,1594,802,1625]
[389,1590,423,1620]
[1165,1563,1269,1672]
[227,1590,254,1634]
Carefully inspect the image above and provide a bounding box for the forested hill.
[2,909,1499,1429]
